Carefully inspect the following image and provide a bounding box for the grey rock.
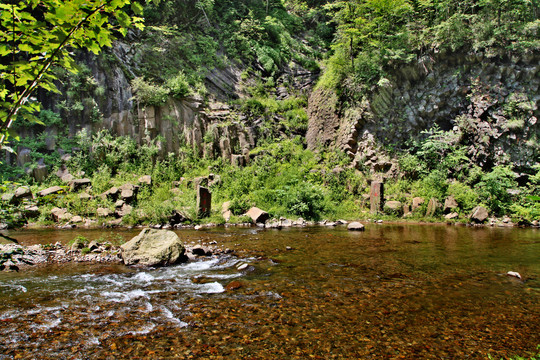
[97,208,113,217]
[71,216,84,223]
[169,210,188,226]
[121,228,186,266]
[24,205,40,217]
[16,148,32,167]
[32,165,48,182]
[69,179,91,192]
[231,154,245,167]
[426,198,441,217]
[51,207,72,222]
[116,204,132,217]
[14,186,32,200]
[119,184,139,202]
[88,241,99,252]
[443,196,459,213]
[470,206,489,223]
[192,245,211,256]
[101,187,120,200]
[38,186,64,197]
[245,207,269,224]
[348,222,365,231]
[138,175,152,185]
[265,220,282,229]
[384,200,403,215]
[403,204,411,216]
[121,188,134,202]
[281,219,293,227]
[412,197,424,211]
[79,193,93,200]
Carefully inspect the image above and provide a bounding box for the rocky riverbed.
[0,236,231,272]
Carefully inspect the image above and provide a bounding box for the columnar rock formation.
[308,51,540,174]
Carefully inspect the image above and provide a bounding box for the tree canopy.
[0,0,145,149]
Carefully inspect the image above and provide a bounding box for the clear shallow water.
[0,224,539,359]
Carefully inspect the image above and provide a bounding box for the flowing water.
[0,224,539,359]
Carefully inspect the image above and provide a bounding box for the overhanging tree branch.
[0,3,107,147]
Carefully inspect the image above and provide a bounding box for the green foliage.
[68,235,89,247]
[131,77,169,106]
[133,186,180,225]
[167,71,192,99]
[477,165,518,215]
[447,181,479,213]
[320,0,540,99]
[229,196,253,216]
[0,0,145,146]
[54,64,104,124]
[414,169,449,202]
[38,110,62,127]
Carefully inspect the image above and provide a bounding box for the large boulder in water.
[347,222,365,231]
[121,228,187,266]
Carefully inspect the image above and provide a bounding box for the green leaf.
[18,43,33,52]
[7,128,20,141]
[115,11,131,28]
[131,2,144,15]
[0,44,10,56]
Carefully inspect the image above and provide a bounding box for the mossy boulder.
[384,201,403,216]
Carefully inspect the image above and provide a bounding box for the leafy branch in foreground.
[0,0,146,148]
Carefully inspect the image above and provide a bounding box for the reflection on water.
[0,224,539,359]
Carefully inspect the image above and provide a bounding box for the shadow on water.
[0,224,539,359]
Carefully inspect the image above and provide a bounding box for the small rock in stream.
[225,280,244,291]
[237,263,249,270]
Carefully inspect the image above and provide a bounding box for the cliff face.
[22,41,255,165]
[308,51,540,173]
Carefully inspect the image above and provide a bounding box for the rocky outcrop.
[308,51,540,173]
[120,228,187,266]
[306,88,341,151]
[13,45,258,168]
[369,182,384,214]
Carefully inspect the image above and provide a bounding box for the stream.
[0,224,539,359]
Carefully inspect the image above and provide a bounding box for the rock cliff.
[308,50,540,173]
